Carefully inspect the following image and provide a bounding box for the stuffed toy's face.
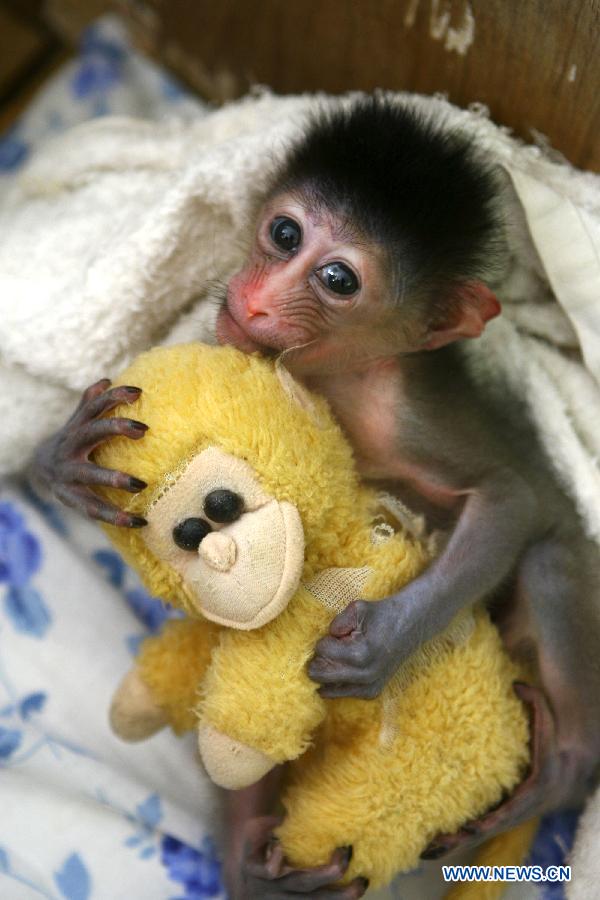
[142,447,305,630]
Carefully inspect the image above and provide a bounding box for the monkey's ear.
[423,282,501,350]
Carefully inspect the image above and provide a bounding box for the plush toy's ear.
[275,358,327,427]
[423,282,501,351]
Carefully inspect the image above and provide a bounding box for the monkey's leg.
[420,681,562,858]
[223,772,368,899]
[30,379,148,527]
[422,536,600,858]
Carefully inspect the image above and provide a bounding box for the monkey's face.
[141,446,305,630]
[216,193,410,375]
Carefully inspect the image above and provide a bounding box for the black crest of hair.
[275,96,506,301]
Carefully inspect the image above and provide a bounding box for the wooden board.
[117,0,600,171]
[0,4,48,96]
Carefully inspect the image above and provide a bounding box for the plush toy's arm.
[197,588,331,788]
[111,618,221,740]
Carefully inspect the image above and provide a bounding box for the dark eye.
[270,216,302,253]
[204,489,244,523]
[316,262,359,296]
[172,517,212,551]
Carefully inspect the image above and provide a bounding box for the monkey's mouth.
[216,303,278,357]
[216,304,263,353]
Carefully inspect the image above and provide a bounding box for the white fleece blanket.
[0,89,599,549]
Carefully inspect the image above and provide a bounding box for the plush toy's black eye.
[172,517,212,551]
[316,262,359,296]
[204,489,244,523]
[270,216,302,253]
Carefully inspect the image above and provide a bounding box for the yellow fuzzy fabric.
[446,820,540,900]
[137,619,220,734]
[277,610,527,886]
[94,343,531,888]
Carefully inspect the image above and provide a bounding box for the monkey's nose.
[246,295,270,318]
[198,532,237,571]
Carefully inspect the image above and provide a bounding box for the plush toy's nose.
[198,532,237,572]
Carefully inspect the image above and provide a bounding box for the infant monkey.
[32,97,600,896]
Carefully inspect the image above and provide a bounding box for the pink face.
[215,193,397,375]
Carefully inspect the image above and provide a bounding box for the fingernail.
[130,421,148,432]
[124,386,141,394]
[129,477,147,491]
[340,845,353,864]
[129,516,148,528]
[420,845,446,860]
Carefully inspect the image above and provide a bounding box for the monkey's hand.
[421,682,584,859]
[30,379,148,528]
[310,480,542,700]
[308,597,416,699]
[231,817,368,900]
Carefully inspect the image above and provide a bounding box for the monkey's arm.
[29,379,148,527]
[309,471,539,699]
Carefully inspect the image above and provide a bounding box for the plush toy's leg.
[110,667,169,740]
[223,770,369,899]
[110,619,221,740]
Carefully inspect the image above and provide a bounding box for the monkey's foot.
[421,682,570,859]
[232,816,369,899]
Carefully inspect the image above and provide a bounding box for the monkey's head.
[93,343,384,628]
[217,96,505,375]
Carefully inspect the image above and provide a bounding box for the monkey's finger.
[243,816,285,875]
[246,846,352,890]
[67,378,112,422]
[69,384,142,426]
[320,878,370,898]
[53,484,146,528]
[420,828,476,860]
[513,681,556,769]
[318,683,382,700]
[60,462,147,494]
[312,634,369,665]
[278,882,367,899]
[247,884,367,900]
[308,642,370,684]
[63,417,148,456]
[328,600,367,638]
[308,660,374,686]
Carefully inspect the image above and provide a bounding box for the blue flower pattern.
[161,836,222,900]
[526,810,580,899]
[0,501,51,638]
[93,548,182,655]
[0,16,196,178]
[0,845,92,900]
[71,30,125,101]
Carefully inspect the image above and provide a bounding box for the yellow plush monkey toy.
[95,342,531,890]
